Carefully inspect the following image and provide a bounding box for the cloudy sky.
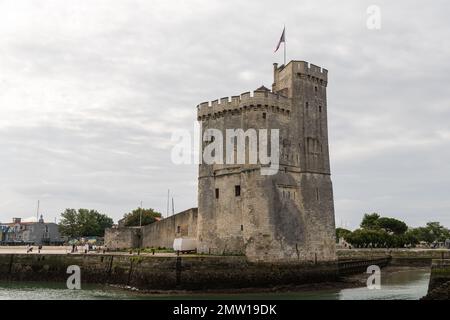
[0,0,449,229]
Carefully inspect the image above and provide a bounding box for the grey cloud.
[0,0,449,228]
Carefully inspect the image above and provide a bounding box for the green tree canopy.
[343,213,427,248]
[376,217,408,235]
[406,222,450,244]
[59,209,113,238]
[122,208,162,227]
[345,228,415,248]
[336,228,352,241]
[360,213,380,230]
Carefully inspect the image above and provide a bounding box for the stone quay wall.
[0,253,338,290]
[423,259,450,300]
[337,249,450,266]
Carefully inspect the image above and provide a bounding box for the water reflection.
[0,267,431,300]
[339,268,430,300]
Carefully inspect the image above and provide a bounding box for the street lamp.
[138,200,143,255]
[139,200,143,228]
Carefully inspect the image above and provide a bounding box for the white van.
[173,238,197,253]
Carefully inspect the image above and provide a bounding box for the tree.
[406,222,450,244]
[403,230,420,247]
[347,213,449,248]
[360,213,380,230]
[58,209,80,238]
[336,228,352,242]
[425,222,450,242]
[346,229,391,248]
[59,209,114,238]
[376,217,408,235]
[122,208,162,227]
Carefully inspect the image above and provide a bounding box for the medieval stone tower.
[196,60,336,263]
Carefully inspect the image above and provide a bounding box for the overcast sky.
[0,0,449,229]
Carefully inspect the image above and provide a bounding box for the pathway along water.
[0,267,430,300]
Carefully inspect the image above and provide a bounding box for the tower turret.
[197,60,336,263]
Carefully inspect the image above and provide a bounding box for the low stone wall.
[422,259,450,300]
[141,208,198,249]
[337,249,450,266]
[104,228,141,250]
[338,257,391,275]
[105,208,198,251]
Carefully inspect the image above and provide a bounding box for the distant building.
[0,215,63,245]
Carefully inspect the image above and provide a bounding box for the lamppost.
[138,201,143,255]
[139,200,143,228]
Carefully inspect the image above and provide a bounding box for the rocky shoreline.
[106,266,431,298]
[107,279,363,297]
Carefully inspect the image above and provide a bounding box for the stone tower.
[196,60,336,263]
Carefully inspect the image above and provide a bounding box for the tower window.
[241,224,244,231]
[315,86,318,93]
[319,106,322,113]
[262,112,266,119]
[235,185,241,197]
[316,188,320,201]
[177,226,181,233]
[305,102,309,110]
[215,188,219,199]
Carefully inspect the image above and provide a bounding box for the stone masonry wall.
[104,227,140,250]
[105,209,198,250]
[0,253,338,291]
[141,208,198,249]
[197,61,336,263]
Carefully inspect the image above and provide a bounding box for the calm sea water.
[0,268,430,300]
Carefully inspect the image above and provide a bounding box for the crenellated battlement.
[197,90,290,120]
[291,61,328,80]
[275,61,328,86]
